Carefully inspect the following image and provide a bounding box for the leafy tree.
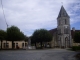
[31,29,53,48]
[31,36,36,46]
[7,26,25,49]
[24,35,28,42]
[0,30,7,49]
[74,32,80,43]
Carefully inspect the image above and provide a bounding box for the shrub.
[72,46,80,51]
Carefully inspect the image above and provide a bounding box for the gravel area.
[0,49,78,60]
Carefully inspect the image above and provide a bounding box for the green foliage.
[72,46,80,51]
[7,26,25,41]
[0,30,7,49]
[0,30,7,40]
[24,35,28,42]
[7,26,25,49]
[74,32,80,43]
[31,29,53,43]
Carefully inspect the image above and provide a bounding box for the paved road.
[0,49,78,60]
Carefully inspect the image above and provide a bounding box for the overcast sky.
[0,0,80,36]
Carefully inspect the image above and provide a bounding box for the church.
[49,5,80,48]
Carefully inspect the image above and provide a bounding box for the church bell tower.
[57,6,72,48]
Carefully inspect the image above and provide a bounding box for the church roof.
[49,28,80,39]
[49,28,57,35]
[57,6,70,18]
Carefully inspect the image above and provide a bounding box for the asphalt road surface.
[0,49,78,60]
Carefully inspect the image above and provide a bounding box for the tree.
[74,32,80,43]
[0,30,7,49]
[7,26,25,49]
[31,29,53,48]
[24,35,28,42]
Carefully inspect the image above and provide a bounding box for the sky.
[0,0,80,36]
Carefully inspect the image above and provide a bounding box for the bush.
[72,46,80,51]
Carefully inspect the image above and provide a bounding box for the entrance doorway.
[65,37,68,48]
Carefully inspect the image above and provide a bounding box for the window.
[16,43,18,47]
[59,20,63,25]
[60,37,61,46]
[65,19,67,24]
[3,43,9,48]
[3,43,6,48]
[58,29,61,34]
[6,43,9,48]
[13,43,15,48]
[58,20,60,25]
[22,43,24,47]
[64,26,68,34]
[25,43,27,46]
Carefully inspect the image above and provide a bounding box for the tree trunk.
[45,42,47,48]
[6,40,7,49]
[12,41,14,49]
[40,42,42,48]
[1,40,2,49]
[35,42,36,47]
[43,42,45,48]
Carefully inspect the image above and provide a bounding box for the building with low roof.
[0,40,28,49]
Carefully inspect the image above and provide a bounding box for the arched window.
[65,37,69,48]
[25,43,27,46]
[22,43,24,47]
[65,37,68,41]
[58,28,61,34]
[65,19,67,24]
[64,26,68,34]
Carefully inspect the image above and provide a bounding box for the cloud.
[68,0,80,25]
[0,0,80,36]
